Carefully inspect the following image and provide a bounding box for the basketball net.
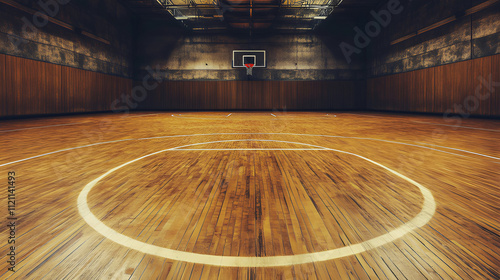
[245,63,254,75]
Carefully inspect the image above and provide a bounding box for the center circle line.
[78,139,436,267]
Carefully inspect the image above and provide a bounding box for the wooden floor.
[0,111,499,279]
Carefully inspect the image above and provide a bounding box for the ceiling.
[120,0,385,33]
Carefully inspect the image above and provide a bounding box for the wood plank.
[0,112,498,278]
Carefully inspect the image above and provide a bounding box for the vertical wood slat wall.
[0,54,133,117]
[1,53,498,116]
[138,80,366,110]
[367,54,500,116]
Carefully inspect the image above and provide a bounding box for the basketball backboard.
[232,50,266,68]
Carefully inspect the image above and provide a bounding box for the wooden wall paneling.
[408,70,418,112]
[434,60,469,114]
[166,81,176,110]
[60,66,70,113]
[168,81,176,110]
[277,81,286,110]
[249,81,258,110]
[61,66,76,113]
[377,76,386,111]
[422,67,435,113]
[451,60,472,115]
[302,81,314,110]
[181,81,189,110]
[235,81,246,110]
[105,75,118,111]
[378,76,387,111]
[95,72,104,112]
[103,73,115,112]
[197,81,204,110]
[283,81,291,110]
[5,56,21,116]
[386,74,395,111]
[2,55,15,117]
[366,78,376,110]
[383,76,390,110]
[469,56,493,115]
[492,54,500,116]
[182,81,191,110]
[30,59,42,115]
[471,56,492,116]
[134,80,363,111]
[313,80,325,109]
[202,81,211,110]
[245,81,253,109]
[229,81,240,109]
[254,81,266,109]
[0,54,5,117]
[281,81,296,110]
[88,71,98,112]
[401,71,411,112]
[43,62,62,115]
[8,56,32,115]
[144,80,156,110]
[433,64,446,113]
[256,81,266,110]
[393,72,402,111]
[214,81,224,109]
[1,54,134,117]
[367,55,498,116]
[76,67,88,113]
[207,81,217,110]
[198,81,206,110]
[266,81,275,110]
[334,81,346,109]
[191,80,199,110]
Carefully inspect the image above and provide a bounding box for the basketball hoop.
[245,63,254,75]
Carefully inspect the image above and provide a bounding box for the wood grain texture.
[0,54,5,117]
[0,55,132,117]
[367,54,500,116]
[0,111,498,279]
[138,80,366,111]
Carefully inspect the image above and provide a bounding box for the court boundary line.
[346,113,499,132]
[78,139,436,267]
[2,132,499,168]
[410,120,500,132]
[0,122,84,133]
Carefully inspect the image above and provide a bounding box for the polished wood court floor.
[0,111,499,279]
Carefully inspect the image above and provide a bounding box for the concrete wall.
[0,0,134,77]
[366,0,500,77]
[135,20,365,81]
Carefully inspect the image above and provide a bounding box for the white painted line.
[271,114,277,117]
[345,113,379,118]
[169,139,332,150]
[126,114,159,118]
[410,120,500,132]
[174,149,327,151]
[78,139,436,267]
[172,114,227,120]
[3,132,498,168]
[415,142,500,160]
[0,122,83,133]
[0,139,128,167]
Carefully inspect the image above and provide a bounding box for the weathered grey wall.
[135,20,365,81]
[366,0,500,77]
[0,0,134,77]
